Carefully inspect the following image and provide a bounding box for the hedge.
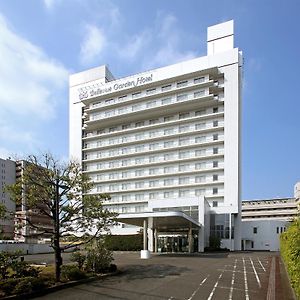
[105,234,143,251]
[280,218,300,299]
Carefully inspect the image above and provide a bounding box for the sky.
[0,0,299,200]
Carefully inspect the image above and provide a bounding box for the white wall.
[241,219,289,251]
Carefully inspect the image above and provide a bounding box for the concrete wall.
[0,243,54,254]
[241,219,289,251]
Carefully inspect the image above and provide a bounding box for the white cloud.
[80,24,107,65]
[0,14,69,120]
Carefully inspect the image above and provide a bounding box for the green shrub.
[280,218,300,299]
[61,265,87,281]
[209,235,221,249]
[13,276,48,295]
[0,278,21,296]
[11,261,40,278]
[70,251,86,270]
[105,234,143,251]
[0,251,21,279]
[85,239,114,273]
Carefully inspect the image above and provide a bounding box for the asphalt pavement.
[29,251,294,300]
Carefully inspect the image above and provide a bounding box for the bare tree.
[7,153,117,282]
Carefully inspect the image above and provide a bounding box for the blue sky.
[0,0,299,199]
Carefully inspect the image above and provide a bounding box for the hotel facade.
[69,20,243,252]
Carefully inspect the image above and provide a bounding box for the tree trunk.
[54,238,62,282]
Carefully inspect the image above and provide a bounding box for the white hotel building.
[69,20,243,253]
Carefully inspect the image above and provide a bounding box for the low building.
[0,158,16,239]
[241,184,299,251]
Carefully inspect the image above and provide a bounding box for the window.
[195,110,205,116]
[213,134,218,141]
[149,155,157,163]
[179,177,189,184]
[253,227,258,234]
[213,147,218,154]
[194,77,205,84]
[122,171,128,178]
[164,115,174,122]
[135,182,144,188]
[177,80,188,88]
[179,138,189,146]
[164,179,174,186]
[162,84,172,91]
[135,133,143,140]
[149,168,158,175]
[213,161,218,168]
[149,143,159,150]
[213,107,218,113]
[213,188,218,195]
[122,195,130,202]
[149,180,159,187]
[132,104,141,111]
[122,183,130,190]
[164,129,174,135]
[135,170,144,176]
[135,121,144,128]
[105,98,114,104]
[149,118,159,125]
[251,241,254,248]
[149,192,158,199]
[276,227,279,234]
[179,164,189,172]
[179,151,189,159]
[135,194,144,201]
[213,174,218,181]
[122,160,129,166]
[135,145,144,152]
[135,205,145,212]
[195,176,206,183]
[195,123,205,130]
[132,92,141,98]
[195,149,206,156]
[195,162,206,170]
[135,158,143,164]
[164,166,173,173]
[179,190,190,197]
[122,207,129,213]
[194,90,205,98]
[122,124,130,130]
[147,100,156,108]
[164,154,172,161]
[195,189,205,196]
[179,112,189,119]
[213,201,218,207]
[109,127,117,132]
[179,125,189,133]
[146,88,156,95]
[195,136,205,143]
[213,120,219,127]
[162,97,172,105]
[119,95,127,101]
[177,94,188,102]
[164,141,174,148]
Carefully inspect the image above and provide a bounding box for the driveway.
[34,251,292,300]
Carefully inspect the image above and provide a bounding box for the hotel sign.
[78,73,153,101]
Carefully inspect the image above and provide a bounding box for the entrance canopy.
[117,211,201,231]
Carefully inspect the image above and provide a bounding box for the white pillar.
[141,219,150,259]
[188,227,193,253]
[229,213,232,251]
[154,228,158,253]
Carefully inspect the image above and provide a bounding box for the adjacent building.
[0,158,16,239]
[69,20,243,252]
[241,184,299,251]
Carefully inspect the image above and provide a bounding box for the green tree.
[6,154,117,282]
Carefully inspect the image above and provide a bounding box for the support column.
[198,227,204,252]
[143,219,147,250]
[229,213,232,251]
[154,228,158,253]
[188,226,193,253]
[141,219,150,259]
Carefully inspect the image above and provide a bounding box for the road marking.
[217,269,265,275]
[258,257,266,272]
[187,276,209,300]
[250,257,261,288]
[228,259,237,300]
[243,257,249,300]
[207,268,225,300]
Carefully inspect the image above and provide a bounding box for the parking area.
[34,251,292,300]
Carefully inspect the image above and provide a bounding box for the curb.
[2,270,121,300]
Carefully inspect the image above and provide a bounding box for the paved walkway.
[34,252,294,300]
